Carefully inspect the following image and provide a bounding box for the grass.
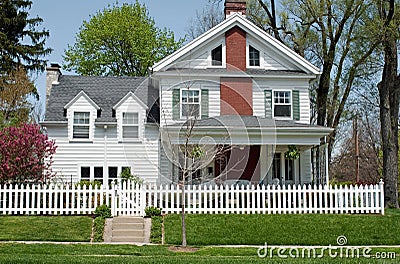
[164,209,400,246]
[0,243,398,263]
[0,216,92,242]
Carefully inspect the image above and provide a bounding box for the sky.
[29,0,211,110]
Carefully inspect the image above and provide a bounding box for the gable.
[64,91,100,110]
[152,14,320,75]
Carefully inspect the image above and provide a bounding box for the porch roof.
[162,116,333,146]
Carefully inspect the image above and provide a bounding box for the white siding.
[252,86,265,117]
[47,124,159,184]
[264,52,286,70]
[177,36,226,69]
[160,78,220,125]
[253,78,311,123]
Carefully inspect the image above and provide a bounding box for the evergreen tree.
[0,0,52,74]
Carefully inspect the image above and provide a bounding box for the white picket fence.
[0,180,385,216]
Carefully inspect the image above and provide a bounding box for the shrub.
[120,167,143,185]
[75,180,102,189]
[94,204,111,218]
[93,216,105,242]
[0,124,57,184]
[150,215,163,244]
[145,206,162,217]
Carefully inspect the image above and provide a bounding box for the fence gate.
[112,182,145,216]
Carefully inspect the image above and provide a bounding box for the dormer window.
[249,45,260,66]
[211,45,222,66]
[122,112,139,139]
[73,112,90,139]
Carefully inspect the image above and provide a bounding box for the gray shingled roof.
[172,115,329,129]
[45,75,159,123]
[158,68,310,76]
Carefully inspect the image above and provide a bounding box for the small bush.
[93,217,105,242]
[150,215,163,244]
[145,206,162,217]
[94,204,111,218]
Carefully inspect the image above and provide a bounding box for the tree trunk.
[379,35,399,208]
[181,184,187,246]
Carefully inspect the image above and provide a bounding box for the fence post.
[111,182,116,217]
[379,179,384,215]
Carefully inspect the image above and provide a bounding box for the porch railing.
[0,180,385,216]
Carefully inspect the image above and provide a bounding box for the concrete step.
[111,236,144,243]
[112,222,143,230]
[113,216,144,224]
[113,230,144,237]
[109,216,146,243]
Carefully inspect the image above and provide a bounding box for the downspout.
[104,125,108,184]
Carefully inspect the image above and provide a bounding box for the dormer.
[64,91,100,142]
[113,92,148,142]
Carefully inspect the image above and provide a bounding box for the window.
[81,166,90,180]
[181,90,200,118]
[94,167,103,184]
[249,45,260,66]
[73,112,90,139]
[108,167,118,184]
[122,112,139,139]
[274,91,291,118]
[211,45,222,66]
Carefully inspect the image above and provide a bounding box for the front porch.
[160,115,333,186]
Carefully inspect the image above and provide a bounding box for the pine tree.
[0,0,52,74]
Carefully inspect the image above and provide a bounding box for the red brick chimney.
[224,0,246,18]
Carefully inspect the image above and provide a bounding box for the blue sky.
[29,0,211,109]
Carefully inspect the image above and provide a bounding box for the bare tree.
[186,1,224,40]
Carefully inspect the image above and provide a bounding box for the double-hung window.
[122,112,139,139]
[181,90,200,118]
[73,112,90,139]
[274,91,291,118]
[249,45,260,67]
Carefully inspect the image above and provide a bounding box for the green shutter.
[264,90,272,118]
[292,90,300,121]
[201,89,209,119]
[172,89,180,120]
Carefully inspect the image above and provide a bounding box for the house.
[42,0,332,185]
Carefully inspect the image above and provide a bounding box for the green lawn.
[0,216,92,242]
[164,209,400,246]
[0,244,397,263]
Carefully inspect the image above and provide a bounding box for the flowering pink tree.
[0,124,57,183]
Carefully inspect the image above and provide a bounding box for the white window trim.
[208,41,226,68]
[78,164,133,184]
[180,88,202,120]
[118,111,142,142]
[69,110,94,142]
[272,90,293,120]
[246,41,264,69]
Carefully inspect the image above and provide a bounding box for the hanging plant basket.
[285,145,300,160]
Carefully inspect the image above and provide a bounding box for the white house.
[42,0,332,185]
